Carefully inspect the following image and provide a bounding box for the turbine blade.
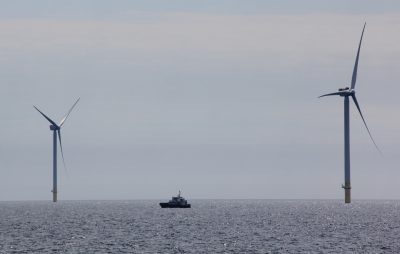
[33,106,58,127]
[351,95,382,154]
[351,22,366,90]
[57,130,69,176]
[318,92,342,98]
[60,98,80,127]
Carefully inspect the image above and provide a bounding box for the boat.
[160,191,191,208]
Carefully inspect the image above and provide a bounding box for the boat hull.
[159,203,191,208]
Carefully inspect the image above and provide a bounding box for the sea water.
[0,200,399,253]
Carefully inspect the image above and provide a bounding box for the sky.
[0,1,400,200]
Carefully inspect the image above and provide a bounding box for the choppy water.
[0,200,400,253]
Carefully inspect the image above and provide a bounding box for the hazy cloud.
[0,3,400,200]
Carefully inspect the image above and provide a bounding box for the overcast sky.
[1,1,400,200]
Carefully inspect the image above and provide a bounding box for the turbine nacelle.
[339,88,355,97]
[50,125,60,131]
[319,88,354,98]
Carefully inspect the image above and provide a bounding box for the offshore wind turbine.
[34,98,80,202]
[319,23,380,204]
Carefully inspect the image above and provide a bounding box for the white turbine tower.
[34,98,80,202]
[319,23,381,203]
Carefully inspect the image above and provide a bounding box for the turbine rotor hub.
[338,87,355,97]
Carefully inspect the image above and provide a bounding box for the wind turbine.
[34,98,80,202]
[319,23,380,204]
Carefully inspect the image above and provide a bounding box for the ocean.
[0,200,399,253]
